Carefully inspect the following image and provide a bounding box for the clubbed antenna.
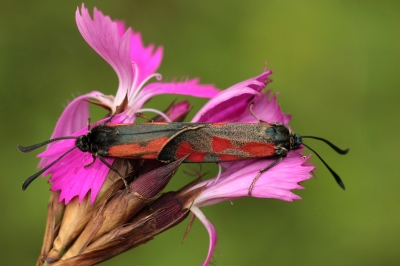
[302,136,349,155]
[18,136,78,153]
[301,136,349,189]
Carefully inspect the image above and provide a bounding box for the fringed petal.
[192,153,314,207]
[76,5,133,109]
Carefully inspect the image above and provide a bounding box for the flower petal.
[76,5,133,109]
[192,152,314,207]
[190,206,217,266]
[48,92,113,138]
[133,79,220,108]
[192,70,272,122]
[126,27,163,89]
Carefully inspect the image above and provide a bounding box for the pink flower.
[36,4,220,204]
[187,69,314,265]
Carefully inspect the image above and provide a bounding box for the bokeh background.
[1,1,399,265]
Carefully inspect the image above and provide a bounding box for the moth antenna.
[302,136,349,155]
[302,142,346,190]
[18,136,78,153]
[22,145,78,190]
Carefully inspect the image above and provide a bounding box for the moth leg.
[84,155,97,168]
[249,102,265,122]
[248,157,283,196]
[97,156,129,190]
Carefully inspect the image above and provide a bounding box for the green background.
[1,1,399,265]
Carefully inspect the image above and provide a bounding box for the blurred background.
[1,0,399,265]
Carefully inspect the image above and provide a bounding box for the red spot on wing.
[238,142,275,157]
[211,136,234,152]
[176,141,194,157]
[145,137,171,151]
[188,152,206,162]
[108,136,170,158]
[175,141,206,162]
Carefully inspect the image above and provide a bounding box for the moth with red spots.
[19,120,348,194]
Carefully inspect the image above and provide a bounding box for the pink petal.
[192,70,273,122]
[76,5,133,107]
[134,79,220,108]
[126,27,163,88]
[115,24,165,105]
[192,152,314,207]
[190,206,217,266]
[48,91,113,138]
[49,148,113,204]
